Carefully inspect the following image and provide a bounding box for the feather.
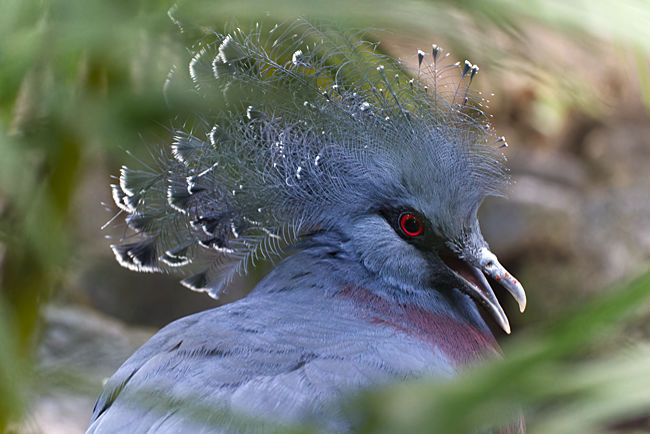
[111,238,160,273]
[167,182,193,213]
[171,133,205,165]
[180,270,210,292]
[125,213,155,232]
[111,183,133,213]
[119,166,158,197]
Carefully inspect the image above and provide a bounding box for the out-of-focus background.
[1,1,650,433]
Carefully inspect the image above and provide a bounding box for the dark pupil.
[403,216,421,234]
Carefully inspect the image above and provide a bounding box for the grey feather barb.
[108,20,508,298]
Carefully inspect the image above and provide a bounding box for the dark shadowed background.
[1,0,650,433]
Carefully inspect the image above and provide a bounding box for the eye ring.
[399,213,423,237]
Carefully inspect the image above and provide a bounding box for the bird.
[88,20,527,433]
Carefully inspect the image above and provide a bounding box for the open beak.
[441,247,526,334]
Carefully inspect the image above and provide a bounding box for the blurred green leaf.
[0,301,24,429]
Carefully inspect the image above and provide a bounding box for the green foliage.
[0,301,24,429]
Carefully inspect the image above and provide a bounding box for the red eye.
[399,213,423,237]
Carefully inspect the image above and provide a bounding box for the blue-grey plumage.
[90,235,501,433]
[93,19,526,432]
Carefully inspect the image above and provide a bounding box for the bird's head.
[109,20,525,333]
[324,113,525,333]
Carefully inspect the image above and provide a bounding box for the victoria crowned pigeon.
[88,20,527,433]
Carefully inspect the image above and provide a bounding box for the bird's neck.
[333,284,501,366]
[253,239,501,366]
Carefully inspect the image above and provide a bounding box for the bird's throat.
[335,285,500,366]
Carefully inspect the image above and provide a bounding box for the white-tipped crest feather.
[108,20,508,297]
